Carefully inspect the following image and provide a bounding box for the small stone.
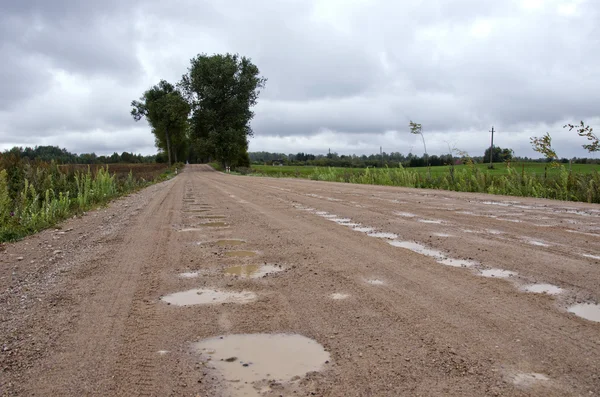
[16,257,24,261]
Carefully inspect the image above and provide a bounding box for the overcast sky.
[1,0,599,158]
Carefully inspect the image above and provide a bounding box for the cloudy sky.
[1,0,599,158]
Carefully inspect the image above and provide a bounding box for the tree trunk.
[165,127,172,166]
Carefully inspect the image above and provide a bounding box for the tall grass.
[308,165,600,204]
[0,157,180,242]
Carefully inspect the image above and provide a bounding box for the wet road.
[1,164,599,396]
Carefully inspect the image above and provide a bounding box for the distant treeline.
[2,146,160,164]
[249,151,600,168]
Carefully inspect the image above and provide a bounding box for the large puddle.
[161,288,256,306]
[194,333,330,397]
[568,303,600,322]
[224,251,257,258]
[224,264,283,278]
[523,283,563,295]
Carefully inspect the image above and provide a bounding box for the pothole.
[224,264,283,278]
[568,303,600,322]
[522,284,563,295]
[366,279,384,285]
[216,239,246,246]
[179,272,200,278]
[199,222,228,227]
[511,372,550,386]
[161,289,256,306]
[367,232,398,239]
[330,293,349,300]
[193,333,330,397]
[224,251,257,258]
[479,269,517,278]
[353,226,375,233]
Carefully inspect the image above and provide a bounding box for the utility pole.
[489,126,495,169]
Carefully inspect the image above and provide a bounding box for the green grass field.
[251,162,600,178]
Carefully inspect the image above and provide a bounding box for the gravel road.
[1,164,599,396]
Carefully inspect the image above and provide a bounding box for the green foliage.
[564,121,600,153]
[0,158,181,242]
[132,80,190,165]
[483,146,514,163]
[248,163,600,204]
[530,133,558,163]
[181,53,266,168]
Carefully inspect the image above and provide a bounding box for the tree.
[483,146,514,163]
[180,53,266,168]
[131,80,190,166]
[530,133,558,164]
[409,120,428,169]
[564,121,599,153]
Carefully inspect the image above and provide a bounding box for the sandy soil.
[1,164,599,396]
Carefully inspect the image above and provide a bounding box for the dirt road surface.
[1,164,599,396]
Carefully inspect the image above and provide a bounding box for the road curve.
[1,164,599,396]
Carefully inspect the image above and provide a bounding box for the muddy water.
[479,269,517,278]
[193,333,330,397]
[523,283,563,295]
[367,232,398,239]
[161,288,256,306]
[224,264,283,278]
[224,251,257,258]
[216,239,246,246]
[330,293,350,300]
[568,303,600,322]
[437,258,477,268]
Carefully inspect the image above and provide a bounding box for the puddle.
[486,229,504,235]
[179,228,206,232]
[522,283,563,295]
[196,215,227,219]
[437,258,477,268]
[367,232,399,239]
[199,222,228,227]
[568,303,600,322]
[512,372,550,386]
[352,226,375,233]
[184,209,210,213]
[366,279,385,285]
[157,350,170,355]
[315,211,329,215]
[479,269,517,278]
[330,293,349,300]
[388,240,445,258]
[527,240,550,247]
[581,253,600,260]
[161,288,256,306]
[320,214,338,219]
[418,219,443,224]
[216,239,246,246]
[224,251,257,258]
[433,233,453,237]
[179,272,200,278]
[394,211,416,218]
[193,333,330,397]
[224,264,283,278]
[331,218,352,224]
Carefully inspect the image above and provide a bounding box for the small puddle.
[366,279,384,285]
[367,232,399,239]
[523,283,563,295]
[512,372,550,386]
[193,333,330,397]
[581,253,600,260]
[437,258,477,268]
[433,233,453,237]
[179,272,200,278]
[161,289,256,306]
[394,211,416,218]
[418,219,443,224]
[353,226,375,233]
[330,293,349,300]
[196,215,227,219]
[224,251,257,258]
[320,214,338,219]
[479,269,517,278]
[568,303,600,323]
[331,218,352,224]
[486,229,504,235]
[199,222,228,227]
[184,209,210,213]
[527,240,550,247]
[216,239,246,246]
[388,240,445,258]
[224,264,283,278]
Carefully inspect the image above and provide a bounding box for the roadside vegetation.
[0,153,182,242]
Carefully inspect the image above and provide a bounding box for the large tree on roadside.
[131,80,190,166]
[180,53,266,167]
